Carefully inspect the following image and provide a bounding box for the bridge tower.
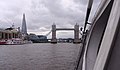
[51,24,57,43]
[74,24,81,43]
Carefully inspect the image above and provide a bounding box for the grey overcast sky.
[0,0,101,38]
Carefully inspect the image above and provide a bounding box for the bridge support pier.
[74,24,81,43]
[51,24,57,43]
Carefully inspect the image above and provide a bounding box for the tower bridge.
[51,24,81,43]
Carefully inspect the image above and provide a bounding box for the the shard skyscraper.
[21,14,27,35]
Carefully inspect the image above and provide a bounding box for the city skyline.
[0,0,101,38]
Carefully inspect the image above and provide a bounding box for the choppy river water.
[0,43,81,70]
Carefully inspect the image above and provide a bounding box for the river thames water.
[0,43,81,70]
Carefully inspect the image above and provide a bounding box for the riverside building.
[0,28,20,40]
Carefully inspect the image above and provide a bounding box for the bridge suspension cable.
[45,30,52,36]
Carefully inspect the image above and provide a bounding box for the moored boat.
[0,40,6,45]
[6,38,24,45]
[0,38,32,45]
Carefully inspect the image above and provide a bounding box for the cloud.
[0,0,101,38]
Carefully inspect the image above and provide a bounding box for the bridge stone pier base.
[51,24,57,43]
[74,24,81,43]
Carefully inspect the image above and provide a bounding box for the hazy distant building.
[27,34,48,43]
[37,35,47,39]
[21,14,27,35]
[37,35,48,43]
[27,34,40,43]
